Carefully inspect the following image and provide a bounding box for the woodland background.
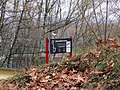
[0,0,120,69]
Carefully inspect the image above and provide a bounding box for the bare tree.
[0,0,7,56]
[104,0,109,41]
[1,0,29,67]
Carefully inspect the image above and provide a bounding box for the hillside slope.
[0,38,120,90]
[0,48,120,90]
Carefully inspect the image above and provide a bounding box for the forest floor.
[0,39,120,90]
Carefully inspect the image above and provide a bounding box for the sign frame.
[49,38,72,54]
[46,37,72,64]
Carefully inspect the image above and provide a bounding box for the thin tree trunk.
[92,0,102,39]
[104,0,109,41]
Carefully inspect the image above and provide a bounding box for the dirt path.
[0,68,23,79]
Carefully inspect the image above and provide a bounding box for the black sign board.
[50,38,72,54]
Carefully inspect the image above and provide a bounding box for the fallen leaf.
[70,87,77,90]
[105,64,111,73]
[76,75,84,82]
[53,74,61,79]
[30,66,37,71]
[97,82,103,90]
[60,74,67,79]
[90,70,103,76]
[62,68,70,74]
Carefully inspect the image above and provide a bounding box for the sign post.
[46,36,49,64]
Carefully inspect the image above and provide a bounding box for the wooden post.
[69,36,72,58]
[69,52,72,58]
[46,36,49,64]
